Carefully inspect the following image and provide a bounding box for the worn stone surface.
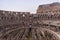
[0,10,60,40]
[37,2,60,14]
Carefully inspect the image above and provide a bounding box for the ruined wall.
[0,10,60,40]
[0,10,60,32]
[1,10,60,21]
[37,2,60,14]
[0,10,30,25]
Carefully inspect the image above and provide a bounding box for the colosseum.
[0,2,60,40]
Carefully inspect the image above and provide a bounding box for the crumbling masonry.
[0,2,60,40]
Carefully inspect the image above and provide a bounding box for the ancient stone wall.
[37,2,60,14]
[0,2,60,40]
[0,10,60,40]
[1,10,60,21]
[0,10,60,32]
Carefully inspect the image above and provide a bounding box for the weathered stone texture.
[37,2,60,14]
[0,2,60,40]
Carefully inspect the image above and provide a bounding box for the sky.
[0,0,60,13]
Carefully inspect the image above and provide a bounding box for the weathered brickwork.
[0,2,60,40]
[0,10,60,32]
[37,2,60,14]
[0,10,60,40]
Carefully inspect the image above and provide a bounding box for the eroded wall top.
[37,2,60,14]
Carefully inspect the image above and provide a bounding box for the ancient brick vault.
[0,2,60,40]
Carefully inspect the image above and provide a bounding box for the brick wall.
[0,10,60,32]
[37,2,60,14]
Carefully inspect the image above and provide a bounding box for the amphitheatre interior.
[0,2,60,40]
